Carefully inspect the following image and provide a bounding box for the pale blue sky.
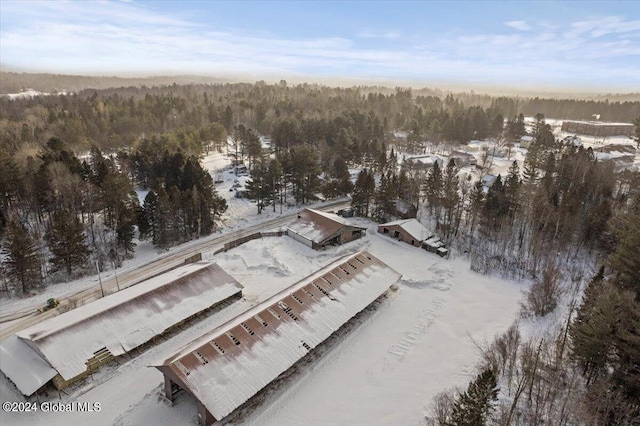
[1,1,639,90]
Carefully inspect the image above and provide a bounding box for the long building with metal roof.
[2,262,243,395]
[152,251,401,425]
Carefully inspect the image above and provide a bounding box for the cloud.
[357,30,402,39]
[505,20,532,31]
[570,16,640,38]
[0,1,638,89]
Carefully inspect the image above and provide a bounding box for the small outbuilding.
[378,219,449,257]
[406,155,444,170]
[520,135,534,148]
[422,236,449,257]
[377,218,431,247]
[481,174,498,188]
[286,208,366,250]
[450,150,477,166]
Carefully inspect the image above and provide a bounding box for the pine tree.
[0,151,21,216]
[506,114,526,142]
[522,145,540,185]
[467,179,485,239]
[424,161,443,217]
[484,175,508,230]
[373,172,395,222]
[608,195,640,297]
[140,190,158,242]
[46,210,90,277]
[289,145,321,204]
[449,368,499,426]
[352,169,375,217]
[269,158,283,212]
[333,157,353,196]
[2,220,41,293]
[441,159,460,238]
[504,160,522,221]
[246,157,271,214]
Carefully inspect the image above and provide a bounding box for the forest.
[0,79,639,424]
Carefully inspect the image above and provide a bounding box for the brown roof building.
[286,208,366,249]
[152,251,401,425]
[378,218,431,247]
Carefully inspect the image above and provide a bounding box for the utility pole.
[95,260,105,298]
[112,260,121,291]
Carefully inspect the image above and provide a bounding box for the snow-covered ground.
[0,151,315,315]
[0,219,527,426]
[1,89,71,100]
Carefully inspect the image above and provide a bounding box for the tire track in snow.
[387,262,453,360]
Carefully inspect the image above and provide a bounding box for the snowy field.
[0,220,526,426]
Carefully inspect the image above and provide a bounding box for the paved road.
[0,201,351,340]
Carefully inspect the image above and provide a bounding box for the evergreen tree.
[46,210,90,277]
[333,157,353,196]
[246,157,271,214]
[504,160,522,220]
[373,172,395,222]
[440,159,460,238]
[423,161,443,217]
[484,175,508,230]
[269,158,283,212]
[467,179,485,239]
[2,220,41,293]
[0,151,20,216]
[289,145,320,204]
[352,169,375,217]
[506,114,526,142]
[140,190,158,242]
[532,113,546,137]
[520,147,540,215]
[101,172,138,255]
[534,123,555,148]
[608,196,640,297]
[449,368,499,426]
[489,113,504,138]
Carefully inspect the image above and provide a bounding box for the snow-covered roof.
[153,251,401,422]
[16,262,243,381]
[482,174,497,187]
[379,218,432,242]
[424,236,444,248]
[0,335,58,396]
[451,150,474,158]
[259,135,272,149]
[520,135,534,142]
[407,155,443,167]
[562,120,634,126]
[286,208,365,244]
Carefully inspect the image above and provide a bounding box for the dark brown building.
[286,208,366,249]
[561,121,635,137]
[378,218,431,247]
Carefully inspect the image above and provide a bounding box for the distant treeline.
[0,72,232,94]
[1,81,638,158]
